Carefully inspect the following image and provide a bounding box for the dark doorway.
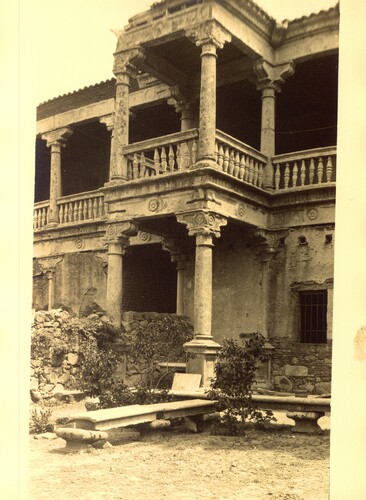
[122,244,177,313]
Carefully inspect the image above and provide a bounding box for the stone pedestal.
[286,410,325,434]
[184,338,221,387]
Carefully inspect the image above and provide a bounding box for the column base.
[184,338,221,387]
[191,159,220,170]
[286,411,325,434]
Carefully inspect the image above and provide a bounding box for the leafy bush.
[30,407,53,433]
[208,333,275,435]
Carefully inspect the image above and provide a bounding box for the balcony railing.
[272,147,336,191]
[124,129,199,180]
[33,190,107,230]
[215,130,268,189]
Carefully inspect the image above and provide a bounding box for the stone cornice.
[176,210,228,238]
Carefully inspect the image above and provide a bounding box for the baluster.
[258,163,264,187]
[168,145,175,171]
[228,150,234,175]
[69,202,74,222]
[59,204,64,224]
[83,200,88,219]
[217,144,224,169]
[161,147,167,173]
[292,161,298,187]
[215,142,218,163]
[176,143,182,170]
[154,148,160,174]
[275,164,280,190]
[140,152,146,177]
[45,207,48,226]
[127,159,133,180]
[233,152,240,178]
[326,156,333,182]
[133,153,139,179]
[93,198,98,219]
[104,202,109,215]
[253,162,259,185]
[64,203,69,223]
[98,197,104,217]
[33,210,37,230]
[284,163,290,189]
[239,155,245,180]
[191,140,197,165]
[223,147,229,172]
[41,208,46,227]
[317,157,324,184]
[300,160,306,186]
[244,156,249,182]
[185,141,191,168]
[248,158,254,184]
[37,210,41,228]
[87,199,92,220]
[79,200,83,220]
[309,158,315,184]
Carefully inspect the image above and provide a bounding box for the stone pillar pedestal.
[286,411,325,434]
[177,210,227,387]
[41,128,73,226]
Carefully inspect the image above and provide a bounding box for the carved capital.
[186,21,231,50]
[166,85,192,113]
[113,47,146,79]
[104,221,139,247]
[253,229,289,262]
[41,127,73,148]
[254,59,295,92]
[38,255,64,272]
[176,210,227,238]
[161,238,186,266]
[99,114,115,131]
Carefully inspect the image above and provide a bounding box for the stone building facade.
[33,0,338,392]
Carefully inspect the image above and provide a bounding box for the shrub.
[208,333,275,435]
[30,407,53,434]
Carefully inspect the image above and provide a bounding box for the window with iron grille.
[299,290,328,343]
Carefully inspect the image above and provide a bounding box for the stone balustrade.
[123,129,199,180]
[33,190,107,230]
[215,130,268,188]
[272,146,336,191]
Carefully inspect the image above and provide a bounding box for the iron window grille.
[299,290,328,343]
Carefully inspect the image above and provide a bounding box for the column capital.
[161,238,186,266]
[104,220,139,246]
[167,85,190,112]
[41,127,73,147]
[253,228,289,262]
[113,47,146,80]
[176,210,227,238]
[99,114,115,131]
[254,59,295,92]
[38,255,64,272]
[186,20,231,50]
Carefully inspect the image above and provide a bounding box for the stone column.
[38,256,64,310]
[177,210,227,386]
[112,48,145,182]
[99,115,115,182]
[41,128,73,226]
[105,221,139,326]
[254,60,295,188]
[187,22,231,167]
[162,238,186,315]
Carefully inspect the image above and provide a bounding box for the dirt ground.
[29,401,330,500]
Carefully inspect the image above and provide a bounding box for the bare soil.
[29,401,330,500]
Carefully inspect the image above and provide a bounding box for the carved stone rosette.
[176,210,228,238]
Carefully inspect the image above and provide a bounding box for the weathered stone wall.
[30,309,84,401]
[270,338,332,394]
